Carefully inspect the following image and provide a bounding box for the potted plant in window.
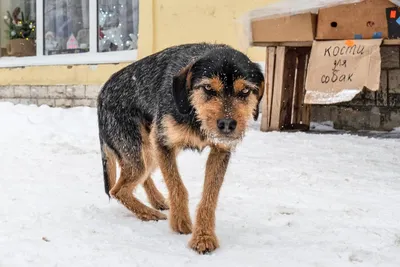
[3,7,36,57]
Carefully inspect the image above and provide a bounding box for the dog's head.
[172,46,265,146]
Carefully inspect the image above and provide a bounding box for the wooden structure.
[258,40,400,132]
[260,45,311,132]
[246,0,400,132]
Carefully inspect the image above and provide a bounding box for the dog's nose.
[217,118,237,134]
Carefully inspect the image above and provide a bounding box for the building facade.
[0,0,271,108]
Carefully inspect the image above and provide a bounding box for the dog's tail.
[100,138,118,199]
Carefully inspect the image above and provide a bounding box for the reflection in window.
[44,0,89,55]
[98,0,139,52]
[1,0,36,57]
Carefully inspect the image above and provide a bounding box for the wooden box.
[251,12,317,43]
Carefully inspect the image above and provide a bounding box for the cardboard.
[304,39,382,104]
[251,12,317,43]
[316,0,396,40]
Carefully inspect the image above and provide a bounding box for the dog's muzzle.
[217,118,237,134]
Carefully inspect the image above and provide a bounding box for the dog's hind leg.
[110,162,167,221]
[109,124,167,221]
[101,142,118,198]
[143,177,169,211]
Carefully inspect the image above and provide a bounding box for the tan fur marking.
[194,76,224,92]
[190,89,258,144]
[112,177,167,221]
[233,78,258,95]
[232,94,259,134]
[109,163,167,221]
[156,144,192,234]
[162,115,208,150]
[259,81,265,101]
[143,177,169,211]
[103,144,117,192]
[186,70,192,89]
[189,146,231,254]
[140,125,169,210]
[190,90,224,135]
[210,76,224,92]
[108,123,167,221]
[140,125,157,175]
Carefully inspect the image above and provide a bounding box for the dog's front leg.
[189,146,231,254]
[157,144,192,234]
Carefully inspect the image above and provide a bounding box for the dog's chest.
[161,115,208,150]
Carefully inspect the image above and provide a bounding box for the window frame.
[0,0,138,68]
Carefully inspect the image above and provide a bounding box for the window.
[44,0,90,55]
[98,0,139,52]
[0,0,139,67]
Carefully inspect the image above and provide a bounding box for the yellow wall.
[0,0,276,86]
[152,0,275,61]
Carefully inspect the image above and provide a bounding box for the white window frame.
[0,0,138,68]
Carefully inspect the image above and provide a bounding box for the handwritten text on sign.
[320,43,365,84]
[304,39,382,104]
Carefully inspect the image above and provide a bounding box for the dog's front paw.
[189,233,219,254]
[170,211,192,234]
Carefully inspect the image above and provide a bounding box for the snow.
[304,89,361,104]
[1,101,400,267]
[242,0,400,25]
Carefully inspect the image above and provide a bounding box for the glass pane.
[1,0,36,57]
[44,0,89,55]
[98,0,139,52]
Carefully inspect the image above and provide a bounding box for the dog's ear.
[253,81,265,121]
[172,64,193,114]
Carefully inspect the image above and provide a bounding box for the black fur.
[97,42,264,196]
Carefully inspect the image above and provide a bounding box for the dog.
[97,42,265,254]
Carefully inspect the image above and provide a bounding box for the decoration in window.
[3,7,36,57]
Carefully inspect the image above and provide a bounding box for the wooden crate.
[260,46,311,132]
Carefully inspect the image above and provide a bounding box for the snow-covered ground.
[1,102,400,267]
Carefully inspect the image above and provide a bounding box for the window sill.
[0,50,138,68]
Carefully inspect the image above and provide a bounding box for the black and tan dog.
[97,43,264,254]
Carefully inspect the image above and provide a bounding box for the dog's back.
[97,43,228,117]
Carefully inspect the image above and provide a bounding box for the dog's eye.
[242,88,250,94]
[238,87,251,97]
[202,84,217,96]
[203,84,212,91]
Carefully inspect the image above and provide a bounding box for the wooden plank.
[252,39,400,48]
[383,39,400,46]
[253,41,313,47]
[301,103,311,126]
[293,53,307,124]
[301,52,312,126]
[279,48,297,129]
[269,46,287,131]
[260,47,276,132]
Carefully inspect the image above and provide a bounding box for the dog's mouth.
[205,131,244,147]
